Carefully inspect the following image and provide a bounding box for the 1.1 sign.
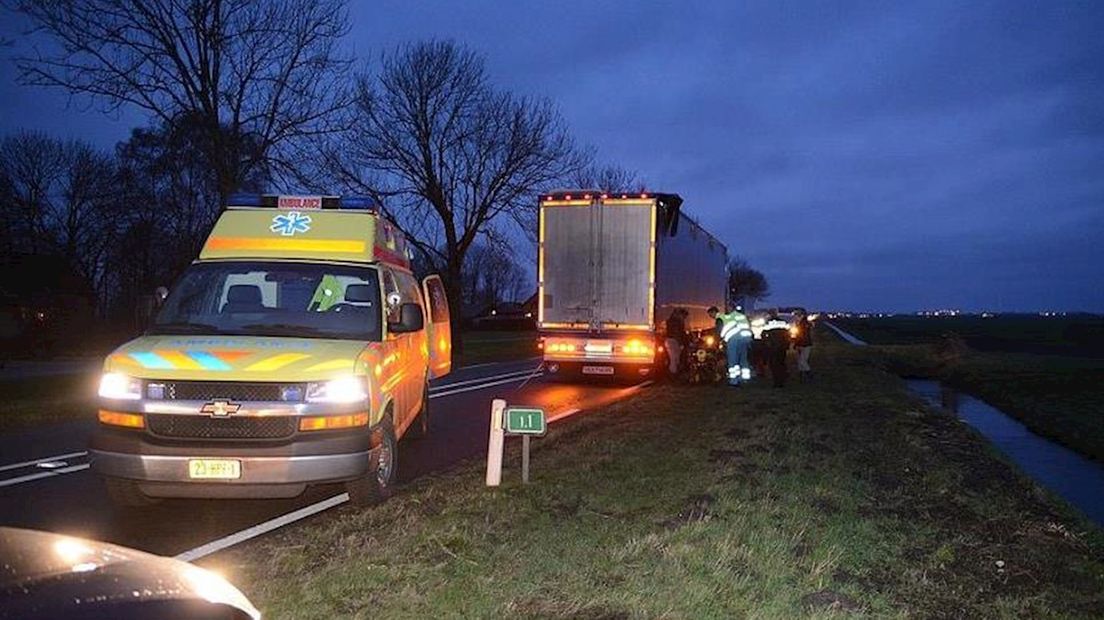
[505,407,546,436]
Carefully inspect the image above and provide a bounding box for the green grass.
[0,373,98,432]
[831,318,1104,463]
[219,338,1104,618]
[459,330,538,366]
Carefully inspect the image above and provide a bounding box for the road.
[0,358,651,559]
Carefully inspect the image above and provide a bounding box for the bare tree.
[54,141,121,311]
[571,164,645,193]
[331,40,583,354]
[728,257,770,307]
[12,0,352,202]
[0,132,67,255]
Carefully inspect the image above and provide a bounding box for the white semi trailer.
[537,191,728,379]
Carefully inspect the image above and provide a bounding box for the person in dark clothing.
[791,309,814,381]
[664,308,688,375]
[761,309,791,388]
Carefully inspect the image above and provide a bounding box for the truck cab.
[91,195,451,507]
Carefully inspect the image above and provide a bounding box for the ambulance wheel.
[347,417,397,507]
[105,478,159,509]
[408,384,429,439]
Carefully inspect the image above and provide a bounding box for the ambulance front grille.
[146,414,297,440]
[159,381,301,402]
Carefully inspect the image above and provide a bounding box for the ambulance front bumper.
[90,422,376,499]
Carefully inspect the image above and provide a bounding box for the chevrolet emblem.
[201,400,241,418]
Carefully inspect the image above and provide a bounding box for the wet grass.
[222,338,1104,618]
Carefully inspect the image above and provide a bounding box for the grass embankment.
[224,339,1104,618]
[459,330,538,367]
[0,372,97,433]
[834,318,1104,463]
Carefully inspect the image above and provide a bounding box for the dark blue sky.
[3,1,1102,312]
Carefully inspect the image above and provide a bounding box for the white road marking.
[171,376,653,563]
[429,367,538,393]
[460,356,541,371]
[823,322,867,345]
[547,407,581,423]
[0,463,89,488]
[429,372,543,399]
[0,450,88,473]
[175,493,350,562]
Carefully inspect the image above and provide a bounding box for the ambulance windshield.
[151,261,383,341]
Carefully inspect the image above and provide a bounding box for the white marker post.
[486,398,506,487]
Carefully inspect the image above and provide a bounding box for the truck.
[91,194,451,508]
[537,191,728,379]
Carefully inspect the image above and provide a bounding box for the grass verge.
[460,330,538,366]
[0,372,97,433]
[221,339,1104,618]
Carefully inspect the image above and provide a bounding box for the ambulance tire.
[347,416,397,507]
[408,383,430,440]
[105,478,159,509]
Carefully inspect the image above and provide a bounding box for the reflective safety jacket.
[717,311,753,343]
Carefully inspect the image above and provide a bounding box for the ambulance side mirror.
[389,303,424,334]
[154,286,169,306]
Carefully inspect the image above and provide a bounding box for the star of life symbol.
[271,211,312,236]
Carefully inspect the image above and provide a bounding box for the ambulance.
[91,195,451,507]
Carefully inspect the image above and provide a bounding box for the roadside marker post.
[486,402,546,486]
[486,399,506,486]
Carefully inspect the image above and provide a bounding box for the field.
[220,336,1104,619]
[459,329,539,366]
[833,316,1104,462]
[831,314,1103,357]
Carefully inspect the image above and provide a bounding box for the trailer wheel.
[347,416,397,507]
[104,478,159,509]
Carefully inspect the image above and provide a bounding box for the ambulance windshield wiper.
[239,324,325,337]
[150,321,223,334]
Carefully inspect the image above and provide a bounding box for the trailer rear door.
[595,199,653,328]
[539,197,655,330]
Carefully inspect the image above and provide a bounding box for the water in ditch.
[907,379,1104,527]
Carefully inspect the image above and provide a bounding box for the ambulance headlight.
[98,373,142,400]
[307,376,369,403]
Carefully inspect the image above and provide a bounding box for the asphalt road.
[0,358,651,558]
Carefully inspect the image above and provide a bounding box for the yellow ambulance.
[91,195,451,507]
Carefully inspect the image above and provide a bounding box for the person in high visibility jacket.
[708,305,753,386]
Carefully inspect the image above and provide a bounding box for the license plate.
[582,365,615,375]
[188,459,241,480]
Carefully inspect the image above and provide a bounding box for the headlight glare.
[306,376,369,403]
[98,373,142,400]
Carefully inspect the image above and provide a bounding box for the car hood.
[0,527,259,619]
[104,335,378,382]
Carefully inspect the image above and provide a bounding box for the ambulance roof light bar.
[226,194,379,211]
